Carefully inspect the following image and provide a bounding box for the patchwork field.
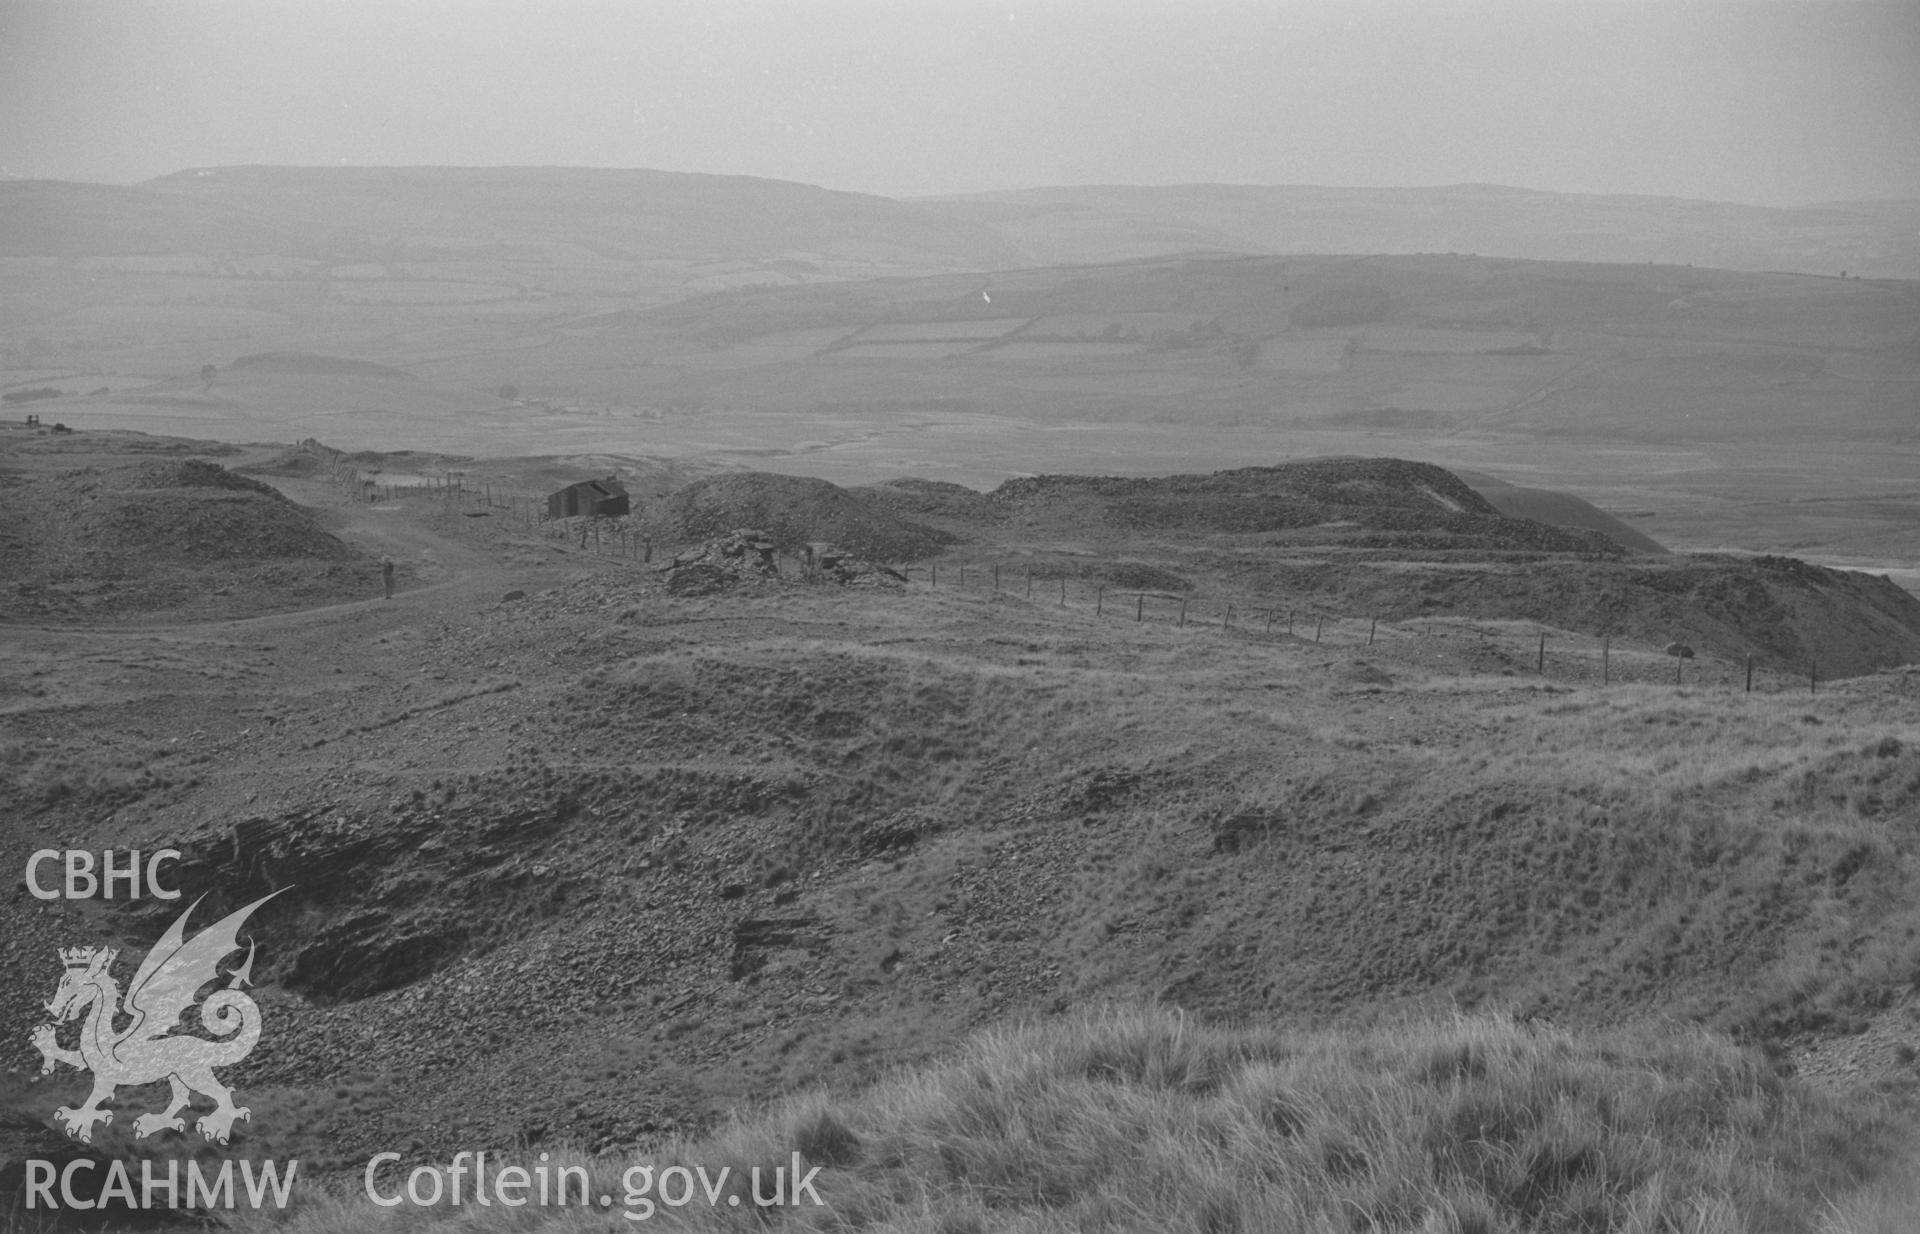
[6,217,1912,577]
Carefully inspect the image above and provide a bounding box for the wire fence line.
[303,448,1831,696]
[895,563,1823,694]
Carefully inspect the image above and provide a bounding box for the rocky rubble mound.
[659,529,908,595]
[648,471,955,562]
[662,528,782,595]
[804,542,908,588]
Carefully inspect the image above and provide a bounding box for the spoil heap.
[662,528,781,596]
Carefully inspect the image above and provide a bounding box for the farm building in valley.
[547,477,629,519]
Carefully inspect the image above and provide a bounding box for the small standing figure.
[381,555,395,600]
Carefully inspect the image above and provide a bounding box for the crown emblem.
[59,946,111,969]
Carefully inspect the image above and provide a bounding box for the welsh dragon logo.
[30,892,282,1145]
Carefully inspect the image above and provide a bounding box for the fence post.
[1745,654,1753,694]
[1225,603,1232,629]
[1537,631,1545,673]
[1026,569,1033,600]
[1097,586,1104,616]
[1288,610,1295,636]
[1369,617,1378,646]
[1137,594,1144,622]
[1602,636,1610,685]
[1315,616,1323,643]
[960,566,967,587]
[1059,578,1066,607]
[994,564,1000,590]
[1265,609,1274,633]
[1675,654,1683,687]
[1810,661,1817,694]
[1179,600,1187,626]
[931,565,937,587]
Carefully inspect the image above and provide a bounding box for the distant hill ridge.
[139,165,1023,268]
[922,182,1920,277]
[1,167,1913,276]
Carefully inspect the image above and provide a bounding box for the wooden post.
[1026,569,1033,599]
[1136,594,1144,622]
[1059,578,1066,607]
[1369,617,1378,646]
[1265,609,1274,633]
[1315,616,1323,643]
[1225,604,1232,629]
[1097,586,1104,616]
[994,564,1000,590]
[1179,600,1187,626]
[960,566,966,587]
[1602,636,1610,685]
[1675,654,1683,687]
[1745,654,1754,694]
[1810,661,1817,694]
[643,537,653,564]
[931,565,937,587]
[1537,632,1545,673]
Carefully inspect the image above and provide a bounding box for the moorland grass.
[199,1006,1908,1234]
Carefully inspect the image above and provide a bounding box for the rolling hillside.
[3,169,1916,571]
[521,251,1920,447]
[142,165,1025,288]
[924,182,1920,278]
[1457,470,1669,554]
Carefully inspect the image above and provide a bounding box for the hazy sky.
[3,0,1917,205]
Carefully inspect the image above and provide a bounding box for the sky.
[2,0,1917,206]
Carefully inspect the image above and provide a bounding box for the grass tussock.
[218,1007,1909,1233]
